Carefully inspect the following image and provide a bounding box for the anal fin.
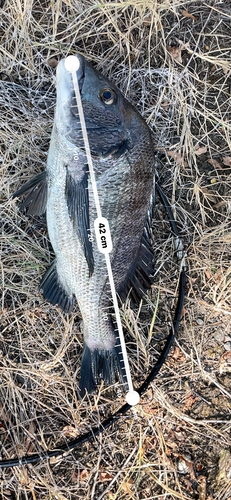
[39,261,74,313]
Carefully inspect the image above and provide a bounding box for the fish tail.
[79,340,127,397]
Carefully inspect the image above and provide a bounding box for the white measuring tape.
[64,55,140,406]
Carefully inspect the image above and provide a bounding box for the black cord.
[0,183,185,469]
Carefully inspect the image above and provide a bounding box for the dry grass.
[1,0,231,498]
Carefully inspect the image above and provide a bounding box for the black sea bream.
[13,54,156,395]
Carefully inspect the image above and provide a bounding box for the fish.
[13,54,156,396]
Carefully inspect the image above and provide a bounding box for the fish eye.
[100,88,117,105]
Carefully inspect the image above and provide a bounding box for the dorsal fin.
[118,234,154,304]
[118,186,155,304]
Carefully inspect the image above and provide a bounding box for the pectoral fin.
[65,167,94,276]
[12,171,47,216]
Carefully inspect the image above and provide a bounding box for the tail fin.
[79,342,127,397]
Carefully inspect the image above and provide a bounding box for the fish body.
[13,54,155,395]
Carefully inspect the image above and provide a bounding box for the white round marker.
[126,391,140,406]
[64,55,80,73]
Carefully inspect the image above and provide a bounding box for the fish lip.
[74,54,85,93]
[56,54,85,96]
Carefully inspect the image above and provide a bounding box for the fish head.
[55,54,150,158]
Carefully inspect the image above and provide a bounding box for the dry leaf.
[79,469,89,484]
[182,477,194,493]
[171,346,186,362]
[220,351,231,374]
[167,42,190,64]
[47,58,58,68]
[121,479,133,495]
[18,467,29,486]
[223,66,230,75]
[71,469,78,483]
[62,425,79,438]
[0,402,9,422]
[195,145,207,155]
[25,422,36,454]
[178,455,196,480]
[144,436,158,452]
[141,403,159,417]
[205,269,211,280]
[167,439,178,450]
[222,156,231,166]
[99,471,113,482]
[222,351,231,360]
[183,393,197,412]
[208,158,223,170]
[160,100,169,110]
[180,307,187,317]
[172,346,181,359]
[182,10,197,22]
[167,151,186,168]
[138,442,146,461]
[196,463,204,472]
[167,46,182,63]
[200,187,217,204]
[214,272,220,283]
[107,494,116,500]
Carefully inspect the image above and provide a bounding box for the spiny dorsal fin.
[118,186,155,305]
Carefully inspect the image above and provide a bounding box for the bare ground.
[1,0,231,499]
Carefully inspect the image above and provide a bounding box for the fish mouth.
[63,54,85,93]
[55,54,88,133]
[73,54,85,93]
[56,54,86,103]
